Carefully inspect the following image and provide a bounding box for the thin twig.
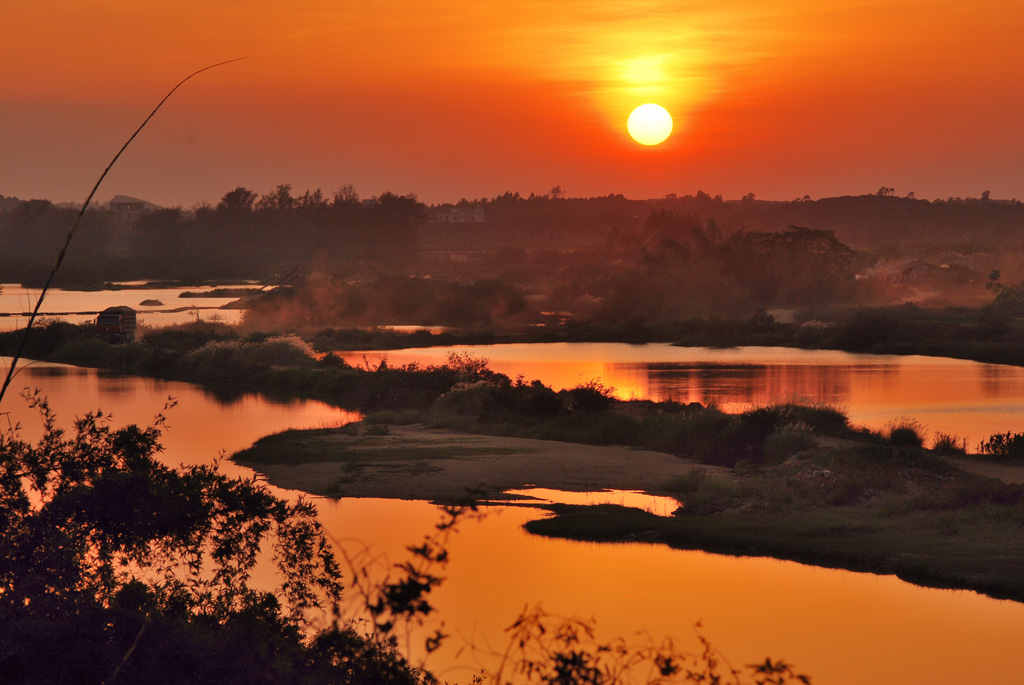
[104,617,148,685]
[0,58,244,407]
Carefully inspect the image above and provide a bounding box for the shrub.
[443,351,493,380]
[317,351,349,369]
[430,380,504,420]
[0,319,90,358]
[777,401,850,436]
[510,379,563,418]
[561,379,617,413]
[183,340,263,383]
[247,335,317,366]
[639,407,731,455]
[978,431,1024,460]
[640,405,795,468]
[932,432,967,454]
[764,423,816,463]
[524,412,641,446]
[886,416,925,448]
[50,337,117,367]
[141,321,236,352]
[182,337,315,383]
[708,406,804,467]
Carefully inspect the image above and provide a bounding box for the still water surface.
[344,343,1024,447]
[0,283,245,330]
[2,354,1023,684]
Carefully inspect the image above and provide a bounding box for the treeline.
[135,185,424,278]
[430,189,1024,248]
[242,222,869,330]
[0,185,425,285]
[5,186,1024,288]
[0,199,127,285]
[650,191,1024,246]
[460,188,1024,246]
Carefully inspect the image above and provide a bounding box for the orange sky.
[2,1,1023,207]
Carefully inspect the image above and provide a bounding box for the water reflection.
[5,354,1024,685]
[342,343,1024,446]
[0,357,354,470]
[502,488,681,517]
[0,283,244,330]
[315,497,1024,685]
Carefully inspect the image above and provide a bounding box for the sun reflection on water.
[503,487,681,517]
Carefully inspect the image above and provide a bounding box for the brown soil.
[236,424,713,501]
[945,456,1024,484]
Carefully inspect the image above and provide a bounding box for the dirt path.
[945,456,1024,484]
[235,424,713,501]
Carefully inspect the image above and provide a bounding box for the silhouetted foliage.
[494,607,811,685]
[978,431,1024,460]
[0,394,430,684]
[0,389,815,684]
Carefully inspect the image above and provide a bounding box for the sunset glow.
[2,1,1022,206]
[7,2,1024,682]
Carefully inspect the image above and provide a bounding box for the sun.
[627,104,673,146]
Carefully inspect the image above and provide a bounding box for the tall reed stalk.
[0,59,243,407]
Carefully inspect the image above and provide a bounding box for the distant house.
[108,194,160,230]
[434,206,485,223]
[860,259,946,282]
[899,260,942,281]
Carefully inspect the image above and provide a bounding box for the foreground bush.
[0,393,426,684]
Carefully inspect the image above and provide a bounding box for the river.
[342,342,1024,448]
[0,282,246,330]
[2,352,1023,684]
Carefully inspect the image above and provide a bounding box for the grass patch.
[764,423,816,463]
[517,412,641,446]
[232,426,531,469]
[661,468,708,494]
[766,400,851,437]
[525,439,1024,602]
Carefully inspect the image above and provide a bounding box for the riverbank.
[307,305,1024,370]
[234,421,1024,603]
[524,447,1024,602]
[5,321,1024,602]
[234,423,706,500]
[6,303,1024,387]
